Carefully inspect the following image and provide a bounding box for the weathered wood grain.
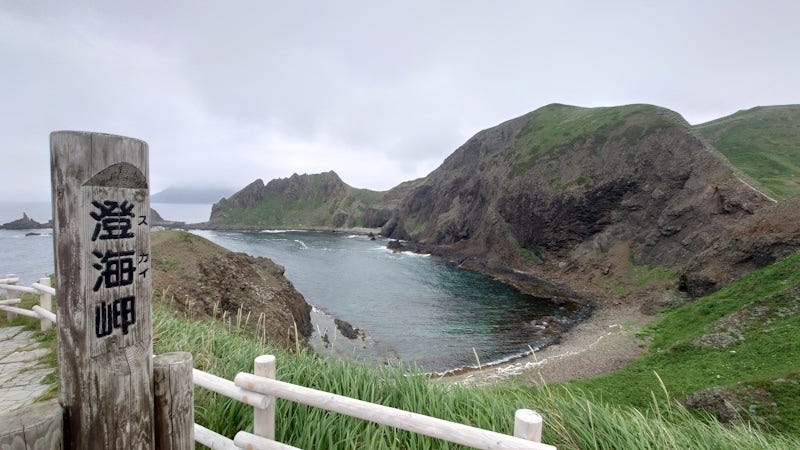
[153,352,194,450]
[235,372,556,450]
[253,354,276,440]
[51,131,154,449]
[0,400,63,450]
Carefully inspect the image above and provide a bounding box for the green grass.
[6,252,800,447]
[150,303,800,449]
[217,186,386,229]
[695,105,800,200]
[571,252,800,434]
[510,104,681,177]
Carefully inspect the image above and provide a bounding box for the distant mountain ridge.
[151,186,235,204]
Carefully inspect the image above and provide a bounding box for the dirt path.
[441,302,651,387]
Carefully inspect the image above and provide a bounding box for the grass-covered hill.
[382,104,771,299]
[206,171,394,229]
[695,105,800,200]
[573,251,800,434]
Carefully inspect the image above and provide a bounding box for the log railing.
[0,274,56,330]
[1,277,554,449]
[187,354,555,450]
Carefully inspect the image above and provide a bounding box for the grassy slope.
[509,103,682,177]
[218,186,385,228]
[695,105,800,200]
[5,256,800,448]
[570,252,800,434]
[152,302,800,449]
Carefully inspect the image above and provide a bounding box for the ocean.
[1,201,577,373]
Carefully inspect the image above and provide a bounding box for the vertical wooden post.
[38,277,52,332]
[153,352,194,450]
[253,354,276,440]
[514,409,543,443]
[5,275,17,321]
[51,131,154,449]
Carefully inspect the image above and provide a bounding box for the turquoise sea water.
[1,200,580,372]
[193,230,578,373]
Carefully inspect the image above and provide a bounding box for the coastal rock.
[334,318,363,340]
[680,195,800,296]
[152,230,313,349]
[0,213,52,230]
[150,208,186,228]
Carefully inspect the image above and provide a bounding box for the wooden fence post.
[38,277,52,332]
[514,409,543,443]
[51,131,154,449]
[4,275,16,321]
[153,352,194,450]
[254,354,277,440]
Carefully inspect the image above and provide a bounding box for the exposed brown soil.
[151,230,312,350]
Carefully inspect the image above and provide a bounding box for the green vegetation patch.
[572,252,800,434]
[152,302,800,449]
[695,105,800,200]
[510,104,681,177]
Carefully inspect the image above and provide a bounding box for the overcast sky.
[2,1,799,202]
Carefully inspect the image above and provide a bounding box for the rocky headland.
[0,213,52,230]
[189,102,800,379]
[151,230,313,349]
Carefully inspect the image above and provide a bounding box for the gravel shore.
[441,301,652,387]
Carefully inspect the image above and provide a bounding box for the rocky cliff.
[202,103,800,301]
[382,104,779,297]
[151,230,312,349]
[207,171,394,229]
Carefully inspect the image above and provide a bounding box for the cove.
[192,230,582,373]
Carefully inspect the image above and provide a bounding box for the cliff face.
[382,104,773,287]
[208,171,390,229]
[151,230,312,349]
[680,195,800,296]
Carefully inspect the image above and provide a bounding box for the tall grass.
[153,304,800,449]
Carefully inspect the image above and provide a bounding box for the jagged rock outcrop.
[680,195,800,296]
[382,104,772,285]
[0,213,51,229]
[149,208,186,228]
[207,171,388,229]
[152,230,312,349]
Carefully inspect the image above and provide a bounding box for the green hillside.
[572,252,800,433]
[695,105,800,200]
[208,172,387,229]
[509,103,684,177]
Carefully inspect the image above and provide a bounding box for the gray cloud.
[2,0,799,201]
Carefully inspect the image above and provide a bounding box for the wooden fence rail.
[2,277,554,449]
[0,275,55,330]
[188,354,555,450]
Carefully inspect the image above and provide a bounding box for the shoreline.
[184,226,652,383]
[438,300,651,386]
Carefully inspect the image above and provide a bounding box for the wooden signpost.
[51,131,154,449]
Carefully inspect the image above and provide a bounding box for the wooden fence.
[1,278,555,449]
[0,275,56,330]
